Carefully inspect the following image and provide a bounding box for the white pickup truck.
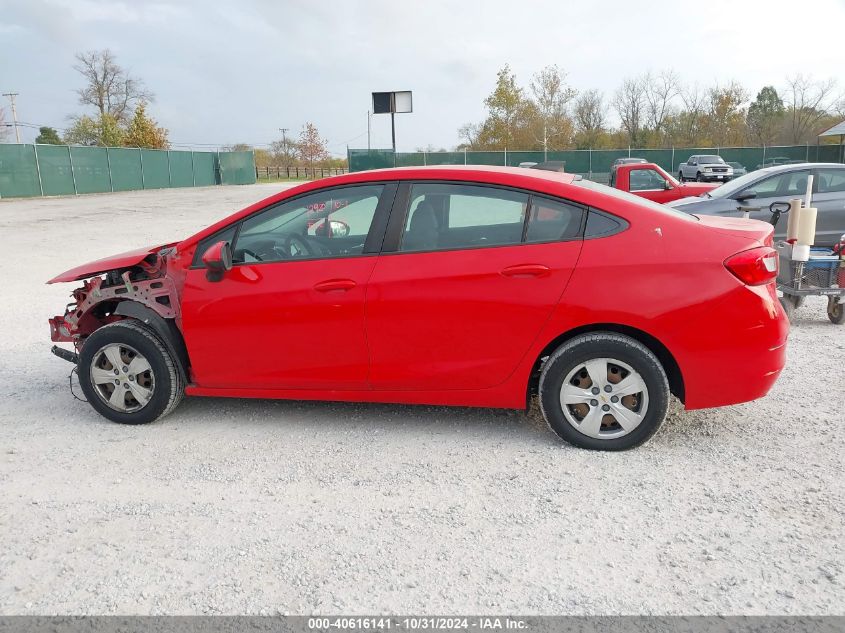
[677,155,734,182]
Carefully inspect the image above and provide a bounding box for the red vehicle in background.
[47,166,787,451]
[610,162,720,203]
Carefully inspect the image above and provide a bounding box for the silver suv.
[677,155,734,183]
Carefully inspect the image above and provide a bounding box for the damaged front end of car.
[48,247,184,360]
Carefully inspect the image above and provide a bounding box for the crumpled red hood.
[47,243,174,284]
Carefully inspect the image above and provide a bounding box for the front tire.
[539,333,670,450]
[78,320,184,424]
[696,172,703,182]
[678,172,685,182]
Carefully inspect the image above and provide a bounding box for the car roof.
[752,162,843,176]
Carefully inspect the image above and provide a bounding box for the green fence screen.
[36,145,75,196]
[0,144,257,198]
[220,151,258,185]
[349,145,845,180]
[108,148,143,191]
[168,151,194,187]
[0,145,40,197]
[140,149,170,189]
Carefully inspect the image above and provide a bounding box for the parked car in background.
[756,157,806,170]
[669,163,845,247]
[609,157,648,186]
[530,161,567,172]
[727,162,747,178]
[47,165,787,451]
[678,155,734,182]
[609,162,719,203]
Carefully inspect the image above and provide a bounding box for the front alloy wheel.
[89,343,155,412]
[78,320,184,425]
[539,333,670,450]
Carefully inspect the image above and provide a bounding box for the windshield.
[698,155,725,164]
[705,168,775,199]
[573,178,697,221]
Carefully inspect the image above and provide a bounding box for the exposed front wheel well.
[527,324,685,406]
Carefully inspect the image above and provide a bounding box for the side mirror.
[733,190,757,202]
[663,180,672,190]
[314,219,351,238]
[202,240,232,282]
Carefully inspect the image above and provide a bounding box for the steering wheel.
[283,234,316,258]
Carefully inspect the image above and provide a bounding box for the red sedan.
[48,166,788,450]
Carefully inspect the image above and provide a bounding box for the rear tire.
[780,296,796,322]
[828,298,845,325]
[78,320,184,425]
[538,333,670,451]
[678,172,685,182]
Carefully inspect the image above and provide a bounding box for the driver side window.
[629,168,666,191]
[232,185,384,263]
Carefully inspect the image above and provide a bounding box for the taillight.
[724,246,779,286]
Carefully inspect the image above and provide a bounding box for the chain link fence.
[349,144,844,183]
[0,144,256,198]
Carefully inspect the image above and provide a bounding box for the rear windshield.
[572,179,698,221]
[698,155,725,164]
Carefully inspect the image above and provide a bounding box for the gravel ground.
[0,184,843,615]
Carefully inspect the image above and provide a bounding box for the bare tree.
[457,123,479,149]
[612,77,647,146]
[783,74,838,143]
[74,49,154,122]
[530,65,577,150]
[643,70,680,144]
[573,89,606,148]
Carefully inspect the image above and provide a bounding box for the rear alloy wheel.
[828,298,845,325]
[539,333,670,450]
[78,320,184,424]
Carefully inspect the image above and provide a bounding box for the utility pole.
[278,127,289,167]
[367,110,371,151]
[3,92,21,143]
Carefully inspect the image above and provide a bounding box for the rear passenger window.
[817,169,845,193]
[400,183,528,252]
[525,198,583,243]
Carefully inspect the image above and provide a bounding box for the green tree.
[705,82,748,146]
[35,126,63,144]
[747,86,784,145]
[481,65,528,149]
[123,102,169,149]
[63,113,125,146]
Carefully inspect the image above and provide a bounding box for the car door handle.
[313,279,357,292]
[500,264,550,278]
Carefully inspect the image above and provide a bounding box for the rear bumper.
[679,284,788,410]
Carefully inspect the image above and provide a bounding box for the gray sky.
[2,0,844,155]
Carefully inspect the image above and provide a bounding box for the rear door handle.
[500,264,550,278]
[313,279,357,292]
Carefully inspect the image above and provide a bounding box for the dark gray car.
[668,163,845,247]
